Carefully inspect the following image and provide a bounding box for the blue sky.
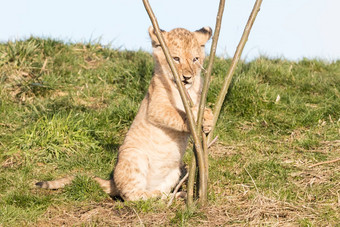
[1,0,339,61]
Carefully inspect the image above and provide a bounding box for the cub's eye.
[193,57,199,63]
[173,57,180,62]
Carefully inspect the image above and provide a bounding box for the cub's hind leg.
[149,167,181,199]
[114,149,161,201]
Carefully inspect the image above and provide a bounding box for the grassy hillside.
[0,38,339,226]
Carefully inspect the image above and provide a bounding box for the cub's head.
[149,26,212,88]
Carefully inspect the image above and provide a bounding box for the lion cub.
[36,26,214,201]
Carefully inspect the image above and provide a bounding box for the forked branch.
[142,0,263,206]
[187,0,226,206]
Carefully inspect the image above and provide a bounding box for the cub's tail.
[36,176,74,189]
[36,176,118,197]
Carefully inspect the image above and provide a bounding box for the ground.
[0,38,339,226]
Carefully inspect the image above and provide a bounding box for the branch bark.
[143,0,263,206]
[142,0,207,204]
[207,0,263,144]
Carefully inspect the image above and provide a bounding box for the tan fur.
[36,27,213,201]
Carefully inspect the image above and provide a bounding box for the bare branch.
[197,0,225,132]
[187,0,226,206]
[208,136,219,148]
[309,158,340,168]
[207,0,263,144]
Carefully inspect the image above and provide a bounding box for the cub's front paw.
[202,108,213,134]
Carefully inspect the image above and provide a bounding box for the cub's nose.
[183,75,192,81]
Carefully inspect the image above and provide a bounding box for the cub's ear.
[194,26,213,46]
[148,26,165,48]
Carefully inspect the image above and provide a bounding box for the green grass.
[0,37,339,226]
